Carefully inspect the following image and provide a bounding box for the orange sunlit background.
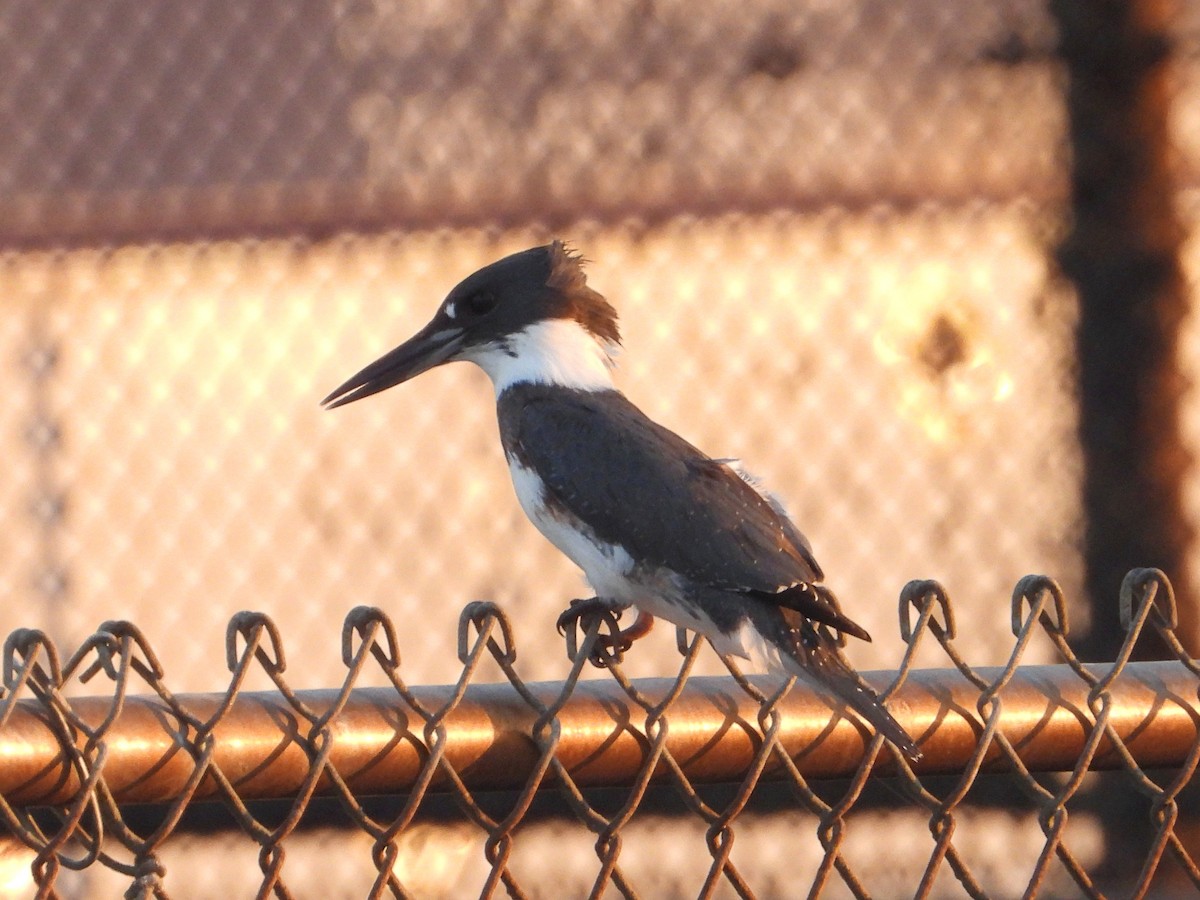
[1,0,1198,894]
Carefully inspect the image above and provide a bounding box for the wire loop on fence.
[1,572,1198,897]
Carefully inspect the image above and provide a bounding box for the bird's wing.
[500,387,824,593]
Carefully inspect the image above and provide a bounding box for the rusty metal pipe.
[1,662,1195,807]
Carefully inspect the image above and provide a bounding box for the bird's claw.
[557,598,633,667]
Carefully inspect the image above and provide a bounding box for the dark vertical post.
[1050,0,1193,888]
[1050,0,1191,664]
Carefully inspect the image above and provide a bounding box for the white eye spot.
[444,300,457,319]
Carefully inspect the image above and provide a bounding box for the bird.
[323,241,921,762]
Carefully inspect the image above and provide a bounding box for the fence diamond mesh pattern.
[0,570,1196,896]
[0,1,1063,240]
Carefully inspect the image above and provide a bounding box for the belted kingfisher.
[323,242,920,762]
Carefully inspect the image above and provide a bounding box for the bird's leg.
[617,610,655,647]
[556,598,655,666]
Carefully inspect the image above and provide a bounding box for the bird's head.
[322,241,621,408]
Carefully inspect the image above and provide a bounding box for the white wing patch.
[720,458,819,580]
[721,459,788,517]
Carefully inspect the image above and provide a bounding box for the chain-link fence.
[2,0,1199,896]
[0,569,1196,897]
[0,1,1070,243]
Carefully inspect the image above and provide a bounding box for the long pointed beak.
[322,319,465,409]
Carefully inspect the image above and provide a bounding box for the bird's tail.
[756,606,922,763]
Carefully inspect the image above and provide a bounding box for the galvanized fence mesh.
[1,567,1196,898]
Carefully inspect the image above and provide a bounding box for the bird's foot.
[557,598,654,667]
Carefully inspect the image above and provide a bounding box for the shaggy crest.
[545,240,621,348]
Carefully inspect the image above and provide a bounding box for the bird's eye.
[464,291,498,316]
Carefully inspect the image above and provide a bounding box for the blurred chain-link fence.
[1,0,1199,896]
[1,0,1089,690]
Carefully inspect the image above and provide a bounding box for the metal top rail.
[1,662,1196,807]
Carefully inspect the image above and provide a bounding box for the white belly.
[507,459,641,603]
[506,458,744,648]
